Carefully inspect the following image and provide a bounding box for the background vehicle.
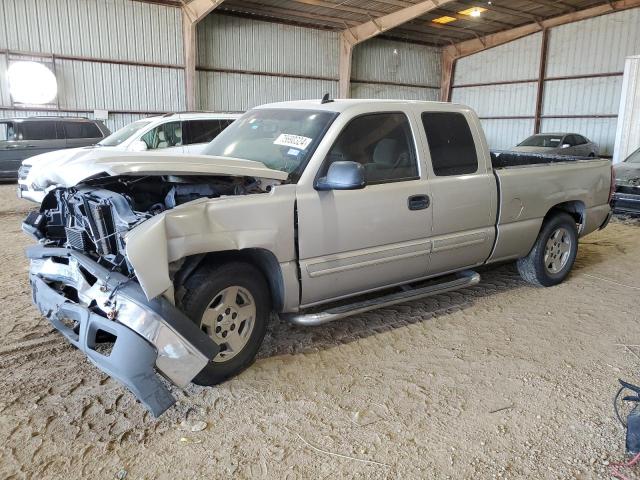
[18,112,239,202]
[511,133,599,157]
[23,100,612,416]
[613,146,640,214]
[0,117,109,180]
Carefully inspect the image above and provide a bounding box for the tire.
[516,212,579,287]
[179,261,271,386]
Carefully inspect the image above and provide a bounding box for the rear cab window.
[321,112,419,184]
[421,112,478,176]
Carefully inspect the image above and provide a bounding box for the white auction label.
[274,134,312,150]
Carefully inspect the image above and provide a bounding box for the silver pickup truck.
[22,100,613,416]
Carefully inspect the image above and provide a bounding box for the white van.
[18,112,239,203]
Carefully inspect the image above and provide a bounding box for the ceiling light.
[432,15,456,24]
[459,7,486,17]
[7,61,57,105]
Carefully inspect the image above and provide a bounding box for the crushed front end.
[20,175,264,415]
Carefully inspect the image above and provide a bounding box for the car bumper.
[613,191,640,215]
[27,246,219,416]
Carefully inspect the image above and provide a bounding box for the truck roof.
[255,98,470,114]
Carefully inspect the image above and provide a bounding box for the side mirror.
[561,144,571,149]
[130,140,148,152]
[315,161,366,191]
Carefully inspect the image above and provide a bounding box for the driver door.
[295,112,433,307]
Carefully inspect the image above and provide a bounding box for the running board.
[283,270,481,326]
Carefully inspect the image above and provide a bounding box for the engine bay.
[23,174,267,275]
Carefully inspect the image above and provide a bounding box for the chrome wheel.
[544,227,572,274]
[200,286,256,363]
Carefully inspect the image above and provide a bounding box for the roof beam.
[183,0,225,110]
[338,0,457,97]
[444,0,640,61]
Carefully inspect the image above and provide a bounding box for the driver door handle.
[408,194,430,211]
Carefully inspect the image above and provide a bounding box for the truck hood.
[23,145,108,167]
[29,151,289,189]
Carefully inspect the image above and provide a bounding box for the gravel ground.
[0,183,639,479]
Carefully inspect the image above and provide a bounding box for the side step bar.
[283,270,481,326]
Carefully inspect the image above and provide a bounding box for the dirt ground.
[0,184,639,479]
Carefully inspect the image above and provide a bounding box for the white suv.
[18,112,239,203]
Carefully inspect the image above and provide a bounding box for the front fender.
[125,186,297,300]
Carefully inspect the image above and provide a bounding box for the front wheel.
[179,261,271,386]
[517,212,579,287]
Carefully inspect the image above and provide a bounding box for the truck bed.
[490,150,597,169]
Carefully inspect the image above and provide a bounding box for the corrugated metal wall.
[196,14,339,111]
[350,38,441,100]
[451,8,640,156]
[452,33,541,150]
[0,0,184,132]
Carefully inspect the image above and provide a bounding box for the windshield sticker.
[274,134,312,150]
[287,148,300,156]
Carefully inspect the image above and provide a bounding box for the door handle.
[408,194,430,210]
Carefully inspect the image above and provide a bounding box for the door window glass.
[140,121,182,150]
[64,121,102,139]
[322,113,418,184]
[421,112,478,176]
[20,121,58,140]
[0,122,12,141]
[184,119,233,145]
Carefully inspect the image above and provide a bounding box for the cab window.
[140,121,182,150]
[322,113,418,184]
[63,121,102,139]
[421,112,478,176]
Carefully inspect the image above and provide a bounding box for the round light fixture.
[7,61,58,105]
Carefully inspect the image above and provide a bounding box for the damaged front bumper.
[27,246,219,416]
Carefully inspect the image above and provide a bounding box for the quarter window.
[322,113,418,184]
[421,112,478,176]
[64,121,102,139]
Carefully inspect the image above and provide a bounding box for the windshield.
[626,148,640,164]
[98,120,152,146]
[518,135,563,148]
[202,109,337,177]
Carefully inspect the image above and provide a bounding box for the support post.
[182,0,225,111]
[338,33,354,99]
[613,55,640,164]
[534,29,549,134]
[441,49,456,102]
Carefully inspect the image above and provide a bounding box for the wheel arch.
[544,200,586,234]
[173,249,286,312]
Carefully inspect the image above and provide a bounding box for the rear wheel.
[179,261,271,386]
[517,212,578,287]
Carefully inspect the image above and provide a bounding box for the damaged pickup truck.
[23,100,614,416]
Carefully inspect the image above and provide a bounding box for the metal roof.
[174,0,615,46]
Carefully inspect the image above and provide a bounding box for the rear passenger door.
[418,110,496,275]
[183,119,234,154]
[296,111,433,306]
[63,121,104,148]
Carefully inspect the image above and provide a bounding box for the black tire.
[179,261,271,386]
[516,212,578,287]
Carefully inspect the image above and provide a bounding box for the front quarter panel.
[125,185,297,301]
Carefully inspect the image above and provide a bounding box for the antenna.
[321,93,334,104]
